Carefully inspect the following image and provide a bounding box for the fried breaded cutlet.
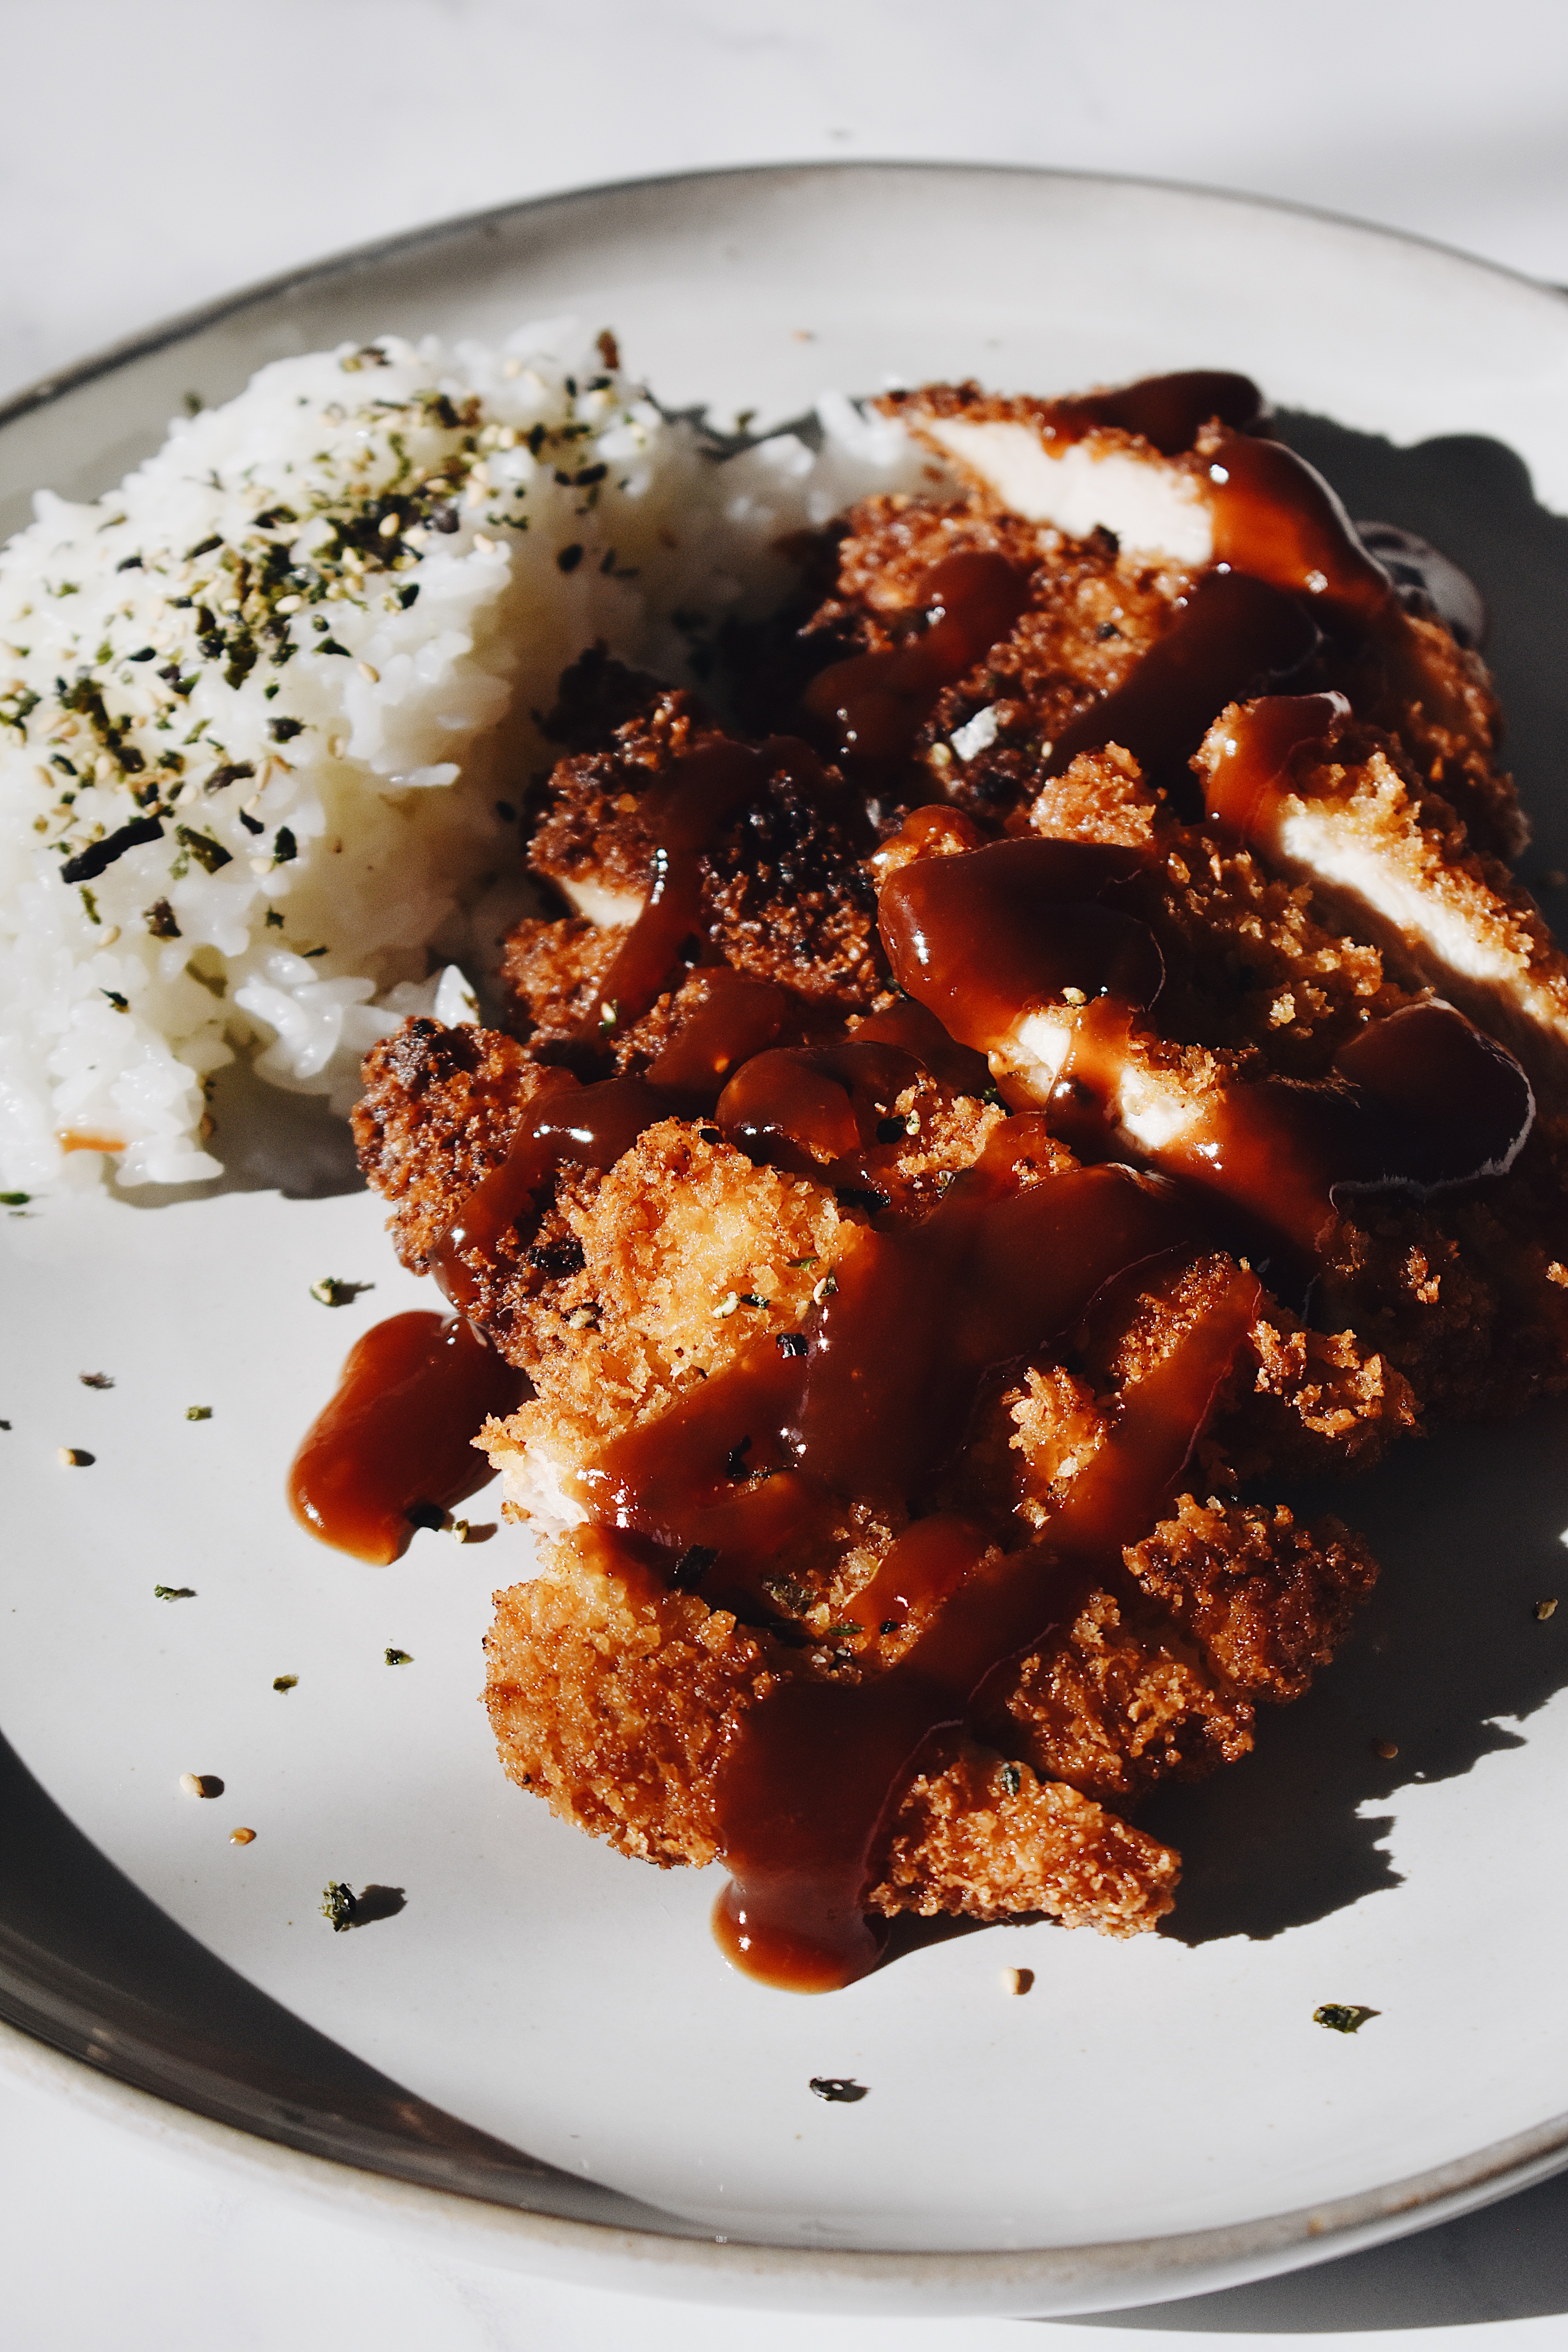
[349,365,1568,1984]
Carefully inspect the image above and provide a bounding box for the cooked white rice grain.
[0,328,933,1190]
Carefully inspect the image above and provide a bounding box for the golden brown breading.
[868,1742,1180,1935]
[352,1016,548,1270]
[485,1532,1183,1931]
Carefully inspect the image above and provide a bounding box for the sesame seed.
[57,1446,93,1467]
[275,595,302,614]
[1062,986,1087,1007]
[357,662,379,684]
[473,533,496,555]
[714,1290,740,1318]
[1372,1738,1399,1760]
[179,1772,221,1799]
[377,512,400,538]
[1537,1598,1558,1621]
[230,1826,256,1845]
[1001,1966,1034,1996]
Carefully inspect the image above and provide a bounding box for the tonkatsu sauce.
[880,834,1534,1262]
[289,1311,523,1564]
[805,550,1031,769]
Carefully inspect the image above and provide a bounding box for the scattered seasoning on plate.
[1536,1599,1558,1621]
[154,1585,196,1602]
[321,1882,358,1932]
[309,1276,375,1307]
[385,1648,413,1666]
[229,1827,256,1846]
[178,1773,222,1799]
[78,1371,114,1390]
[1314,2004,1377,2034]
[57,1446,94,1468]
[185,1404,213,1421]
[1371,1738,1399,1760]
[272,1673,298,1693]
[809,2078,868,2103]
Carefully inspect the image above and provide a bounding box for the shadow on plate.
[0,1723,709,2239]
[1276,409,1568,875]
[1065,2163,1568,2332]
[1141,1394,1568,1943]
[109,1053,363,1209]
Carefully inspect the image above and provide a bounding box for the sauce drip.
[717,1039,926,1171]
[709,1260,1262,1990]
[1202,432,1393,619]
[1035,370,1267,455]
[434,1074,674,1313]
[1041,571,1318,791]
[1201,690,1350,838]
[805,551,1032,768]
[592,738,820,1034]
[289,1312,524,1564]
[879,836,1534,1265]
[879,839,1161,1040]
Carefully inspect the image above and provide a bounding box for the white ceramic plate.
[5,165,1568,2320]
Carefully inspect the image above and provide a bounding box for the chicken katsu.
[320,365,1568,1989]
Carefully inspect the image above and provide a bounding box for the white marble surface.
[6,0,1568,2342]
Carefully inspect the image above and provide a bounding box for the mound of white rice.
[0,325,932,1189]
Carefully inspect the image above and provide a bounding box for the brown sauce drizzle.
[879,839,1161,1041]
[1201,432,1393,619]
[1042,572,1318,792]
[591,738,818,1034]
[709,1260,1262,1991]
[1201,690,1350,837]
[289,1312,523,1564]
[804,551,1032,769]
[433,1074,674,1314]
[1037,371,1267,455]
[879,835,1533,1267]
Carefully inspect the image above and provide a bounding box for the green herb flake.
[273,1674,298,1693]
[0,1192,30,1207]
[1313,2004,1377,2034]
[144,897,181,940]
[174,824,232,875]
[808,2078,868,2104]
[185,1405,212,1422]
[385,1648,413,1666]
[100,989,129,1013]
[310,1276,374,1307]
[272,826,298,866]
[787,1256,819,1269]
[1000,1762,1023,1797]
[154,1585,197,1602]
[321,1881,357,1932]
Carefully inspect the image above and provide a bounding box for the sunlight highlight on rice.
[0,328,929,1189]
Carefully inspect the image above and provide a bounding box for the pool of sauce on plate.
[289,1311,524,1565]
[289,369,1519,1987]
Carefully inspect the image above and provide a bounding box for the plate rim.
[2,154,1563,436]
[6,156,1568,2316]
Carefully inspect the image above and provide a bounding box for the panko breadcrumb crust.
[352,384,1568,1950]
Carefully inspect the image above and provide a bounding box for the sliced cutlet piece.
[805,493,1193,821]
[484,1534,1183,1933]
[884,377,1524,856]
[1199,694,1568,1111]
